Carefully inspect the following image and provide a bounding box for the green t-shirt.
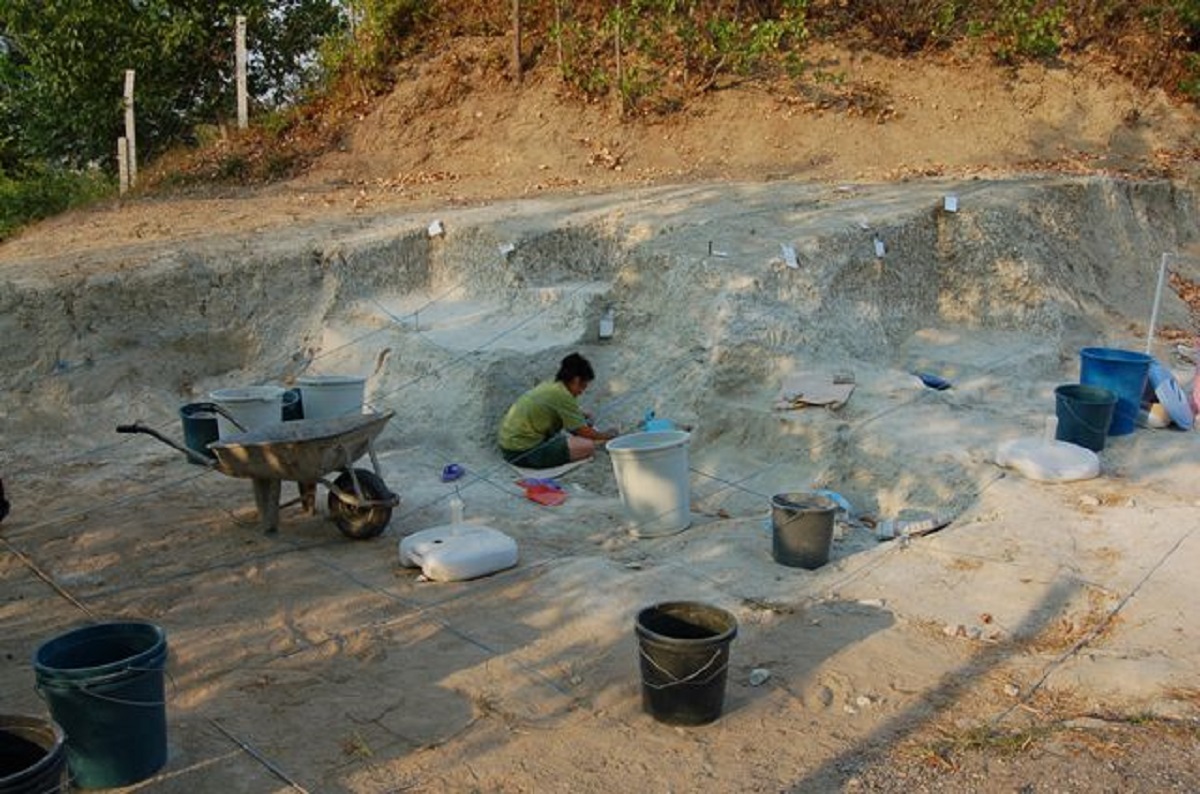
[498,380,587,452]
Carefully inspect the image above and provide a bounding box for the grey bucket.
[33,622,168,789]
[0,714,67,794]
[771,492,837,569]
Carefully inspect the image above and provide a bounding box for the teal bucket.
[1079,347,1152,436]
[178,402,219,463]
[33,622,168,789]
[1054,384,1117,452]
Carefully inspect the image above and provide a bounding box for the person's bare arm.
[573,423,617,443]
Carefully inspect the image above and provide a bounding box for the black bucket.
[771,492,837,569]
[33,622,168,789]
[0,715,67,794]
[1054,383,1117,452]
[281,388,304,421]
[635,601,738,725]
[178,402,219,463]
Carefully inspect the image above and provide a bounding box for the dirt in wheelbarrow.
[3,37,1200,794]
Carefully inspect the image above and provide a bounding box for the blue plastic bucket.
[33,622,168,789]
[1079,348,1151,436]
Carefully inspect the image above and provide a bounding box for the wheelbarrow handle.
[117,422,218,468]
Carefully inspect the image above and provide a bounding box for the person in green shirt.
[498,353,617,469]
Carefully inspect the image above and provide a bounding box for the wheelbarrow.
[117,410,400,539]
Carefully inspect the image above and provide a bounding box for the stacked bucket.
[1055,347,1151,451]
[3,621,170,791]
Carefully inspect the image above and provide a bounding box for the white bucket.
[209,386,286,439]
[607,430,692,534]
[297,375,367,420]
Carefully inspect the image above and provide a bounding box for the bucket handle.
[1060,396,1113,436]
[36,665,176,707]
[639,647,728,689]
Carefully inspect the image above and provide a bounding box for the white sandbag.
[995,437,1100,483]
[398,524,518,582]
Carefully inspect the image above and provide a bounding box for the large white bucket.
[209,386,285,439]
[297,375,366,420]
[607,430,692,534]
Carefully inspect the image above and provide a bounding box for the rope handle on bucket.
[639,647,728,690]
[35,665,177,708]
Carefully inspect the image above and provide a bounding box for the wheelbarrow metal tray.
[210,411,393,482]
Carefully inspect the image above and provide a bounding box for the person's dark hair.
[556,352,595,384]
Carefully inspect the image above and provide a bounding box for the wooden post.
[555,1,563,76]
[117,138,129,195]
[614,11,623,117]
[511,0,522,85]
[236,16,248,129]
[123,70,137,187]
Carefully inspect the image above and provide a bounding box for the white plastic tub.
[607,430,692,534]
[209,386,285,439]
[297,375,366,420]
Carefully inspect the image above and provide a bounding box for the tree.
[0,0,346,170]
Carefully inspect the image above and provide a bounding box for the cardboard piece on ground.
[508,456,593,481]
[775,373,856,410]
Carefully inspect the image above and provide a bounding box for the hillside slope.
[1,40,1198,266]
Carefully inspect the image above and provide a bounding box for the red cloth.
[517,478,567,506]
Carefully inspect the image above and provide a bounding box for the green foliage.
[325,0,431,91]
[0,0,347,169]
[1181,52,1200,98]
[0,165,112,241]
[556,0,809,111]
[992,0,1067,61]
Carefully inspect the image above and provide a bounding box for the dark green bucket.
[33,622,168,789]
[0,714,67,794]
[1054,383,1117,452]
[178,402,219,463]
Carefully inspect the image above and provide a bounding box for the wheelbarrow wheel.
[328,468,393,540]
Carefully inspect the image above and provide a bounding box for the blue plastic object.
[915,372,952,391]
[1079,347,1151,436]
[642,408,675,431]
[1147,359,1194,430]
[441,463,465,482]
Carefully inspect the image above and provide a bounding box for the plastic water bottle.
[449,496,464,525]
[598,307,615,341]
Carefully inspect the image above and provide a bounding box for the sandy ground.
[3,43,1200,793]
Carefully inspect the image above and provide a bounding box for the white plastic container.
[297,375,366,420]
[607,430,692,534]
[209,386,285,439]
[399,524,518,582]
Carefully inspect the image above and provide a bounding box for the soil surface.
[2,41,1200,793]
